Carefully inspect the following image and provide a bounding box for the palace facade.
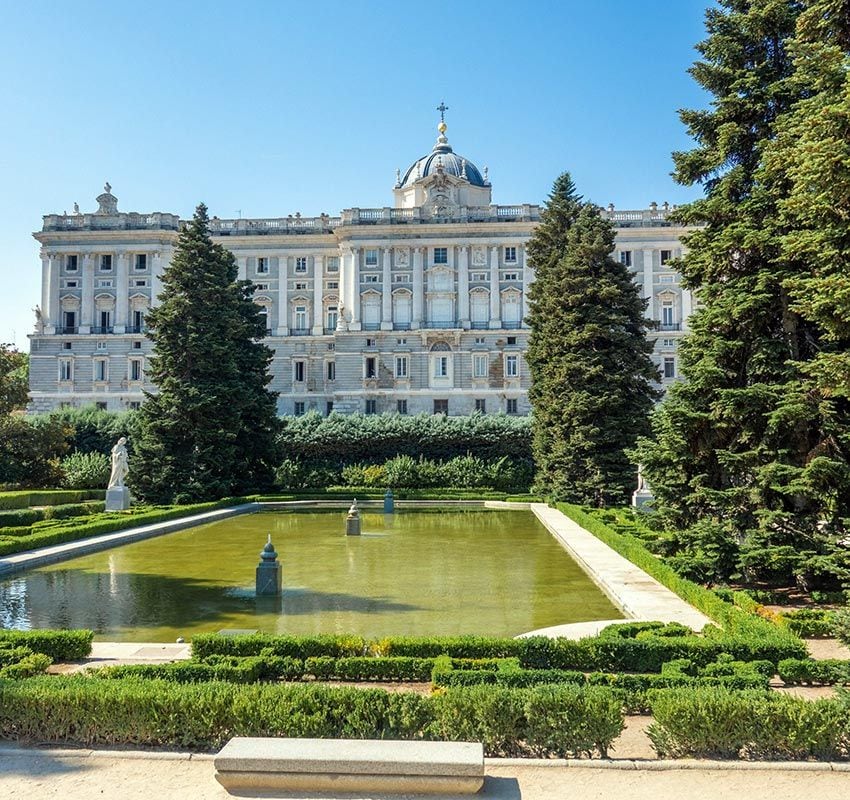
[28,121,694,416]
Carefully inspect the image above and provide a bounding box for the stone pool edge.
[0,500,528,578]
[527,504,711,633]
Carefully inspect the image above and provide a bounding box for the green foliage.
[635,1,850,592]
[0,501,105,531]
[0,676,622,757]
[525,174,658,506]
[648,687,850,760]
[0,415,69,488]
[191,633,367,661]
[60,451,111,489]
[779,608,837,638]
[0,344,28,416]
[30,406,136,456]
[833,609,850,647]
[132,204,280,503]
[0,489,104,510]
[778,658,850,686]
[0,629,93,661]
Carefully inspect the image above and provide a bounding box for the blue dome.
[400,134,486,188]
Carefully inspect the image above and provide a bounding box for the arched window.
[470,288,489,328]
[429,341,453,387]
[501,290,521,327]
[361,290,381,330]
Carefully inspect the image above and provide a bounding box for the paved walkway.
[1,746,848,800]
[529,504,712,631]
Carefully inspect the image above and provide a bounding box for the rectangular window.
[64,280,79,288]
[327,257,339,272]
[132,340,142,350]
[326,361,335,381]
[133,279,147,287]
[434,356,448,378]
[365,399,378,415]
[505,354,519,377]
[395,355,408,378]
[433,247,448,264]
[475,399,486,413]
[257,257,269,274]
[619,250,632,267]
[294,305,307,330]
[255,283,269,291]
[659,274,676,283]
[59,359,73,381]
[504,246,517,263]
[95,402,107,411]
[365,249,379,266]
[473,354,488,378]
[94,359,108,382]
[507,336,517,345]
[472,272,488,281]
[433,399,448,415]
[663,357,676,378]
[396,337,407,345]
[506,398,518,415]
[660,250,672,265]
[294,401,306,416]
[96,340,107,351]
[661,303,675,326]
[326,281,339,290]
[100,254,112,271]
[62,341,72,350]
[295,257,308,273]
[392,273,411,283]
[293,361,306,382]
[129,359,143,381]
[662,338,675,348]
[366,338,376,347]
[365,356,377,378]
[129,401,141,411]
[65,254,78,272]
[97,279,113,288]
[397,399,408,415]
[503,272,519,281]
[326,306,338,331]
[364,274,380,283]
[134,254,147,271]
[474,336,486,345]
[326,401,334,415]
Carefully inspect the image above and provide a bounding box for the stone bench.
[214,737,485,796]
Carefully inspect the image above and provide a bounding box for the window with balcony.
[295,257,308,273]
[134,254,147,271]
[395,355,408,379]
[396,399,408,415]
[326,306,338,331]
[100,254,112,272]
[293,360,306,383]
[365,249,378,266]
[505,354,519,378]
[62,310,77,334]
[433,247,448,264]
[661,301,676,329]
[130,309,145,333]
[293,305,308,332]
[473,354,488,378]
[504,246,517,263]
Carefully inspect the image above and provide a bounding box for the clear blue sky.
[0,0,713,351]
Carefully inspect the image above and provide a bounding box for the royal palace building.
[28,120,695,416]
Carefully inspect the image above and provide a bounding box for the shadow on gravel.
[0,749,91,778]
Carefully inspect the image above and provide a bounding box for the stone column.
[457,246,470,328]
[412,247,424,329]
[80,253,94,333]
[115,251,129,332]
[522,245,533,326]
[150,250,165,309]
[489,246,501,328]
[43,252,59,333]
[681,287,694,330]
[312,255,324,335]
[277,257,289,335]
[237,256,247,281]
[381,247,392,330]
[349,247,361,330]
[642,249,655,319]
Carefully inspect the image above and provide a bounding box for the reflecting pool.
[0,509,622,641]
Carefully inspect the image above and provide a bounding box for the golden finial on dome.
[438,121,447,134]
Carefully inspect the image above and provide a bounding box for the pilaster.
[151,250,164,309]
[412,247,424,329]
[44,252,59,334]
[488,245,501,328]
[115,251,129,331]
[457,246,470,327]
[642,249,654,319]
[381,247,392,330]
[276,257,289,335]
[312,255,324,335]
[80,253,94,332]
[349,247,361,330]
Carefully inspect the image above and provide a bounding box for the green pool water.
[0,509,621,641]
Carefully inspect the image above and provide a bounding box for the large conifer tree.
[132,204,280,503]
[526,174,659,506]
[636,0,850,589]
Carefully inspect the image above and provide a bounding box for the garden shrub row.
[0,501,106,530]
[648,687,850,760]
[0,629,92,660]
[0,643,52,679]
[0,497,249,557]
[0,489,104,511]
[778,608,837,638]
[778,658,850,686]
[562,504,805,645]
[192,629,806,672]
[0,676,623,757]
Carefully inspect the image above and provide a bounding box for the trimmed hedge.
[0,490,104,511]
[0,497,249,557]
[779,609,836,638]
[0,501,106,530]
[191,634,367,661]
[778,658,850,686]
[0,677,623,757]
[648,687,850,760]
[0,630,93,661]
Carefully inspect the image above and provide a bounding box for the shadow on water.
[0,568,421,636]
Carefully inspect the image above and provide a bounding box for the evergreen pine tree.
[635,1,850,589]
[132,204,280,503]
[526,174,659,506]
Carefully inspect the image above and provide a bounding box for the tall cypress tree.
[633,1,850,589]
[526,174,659,506]
[132,204,280,503]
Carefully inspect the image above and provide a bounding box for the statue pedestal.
[105,486,131,511]
[632,489,654,511]
[256,562,282,596]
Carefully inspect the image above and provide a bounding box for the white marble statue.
[108,437,129,489]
